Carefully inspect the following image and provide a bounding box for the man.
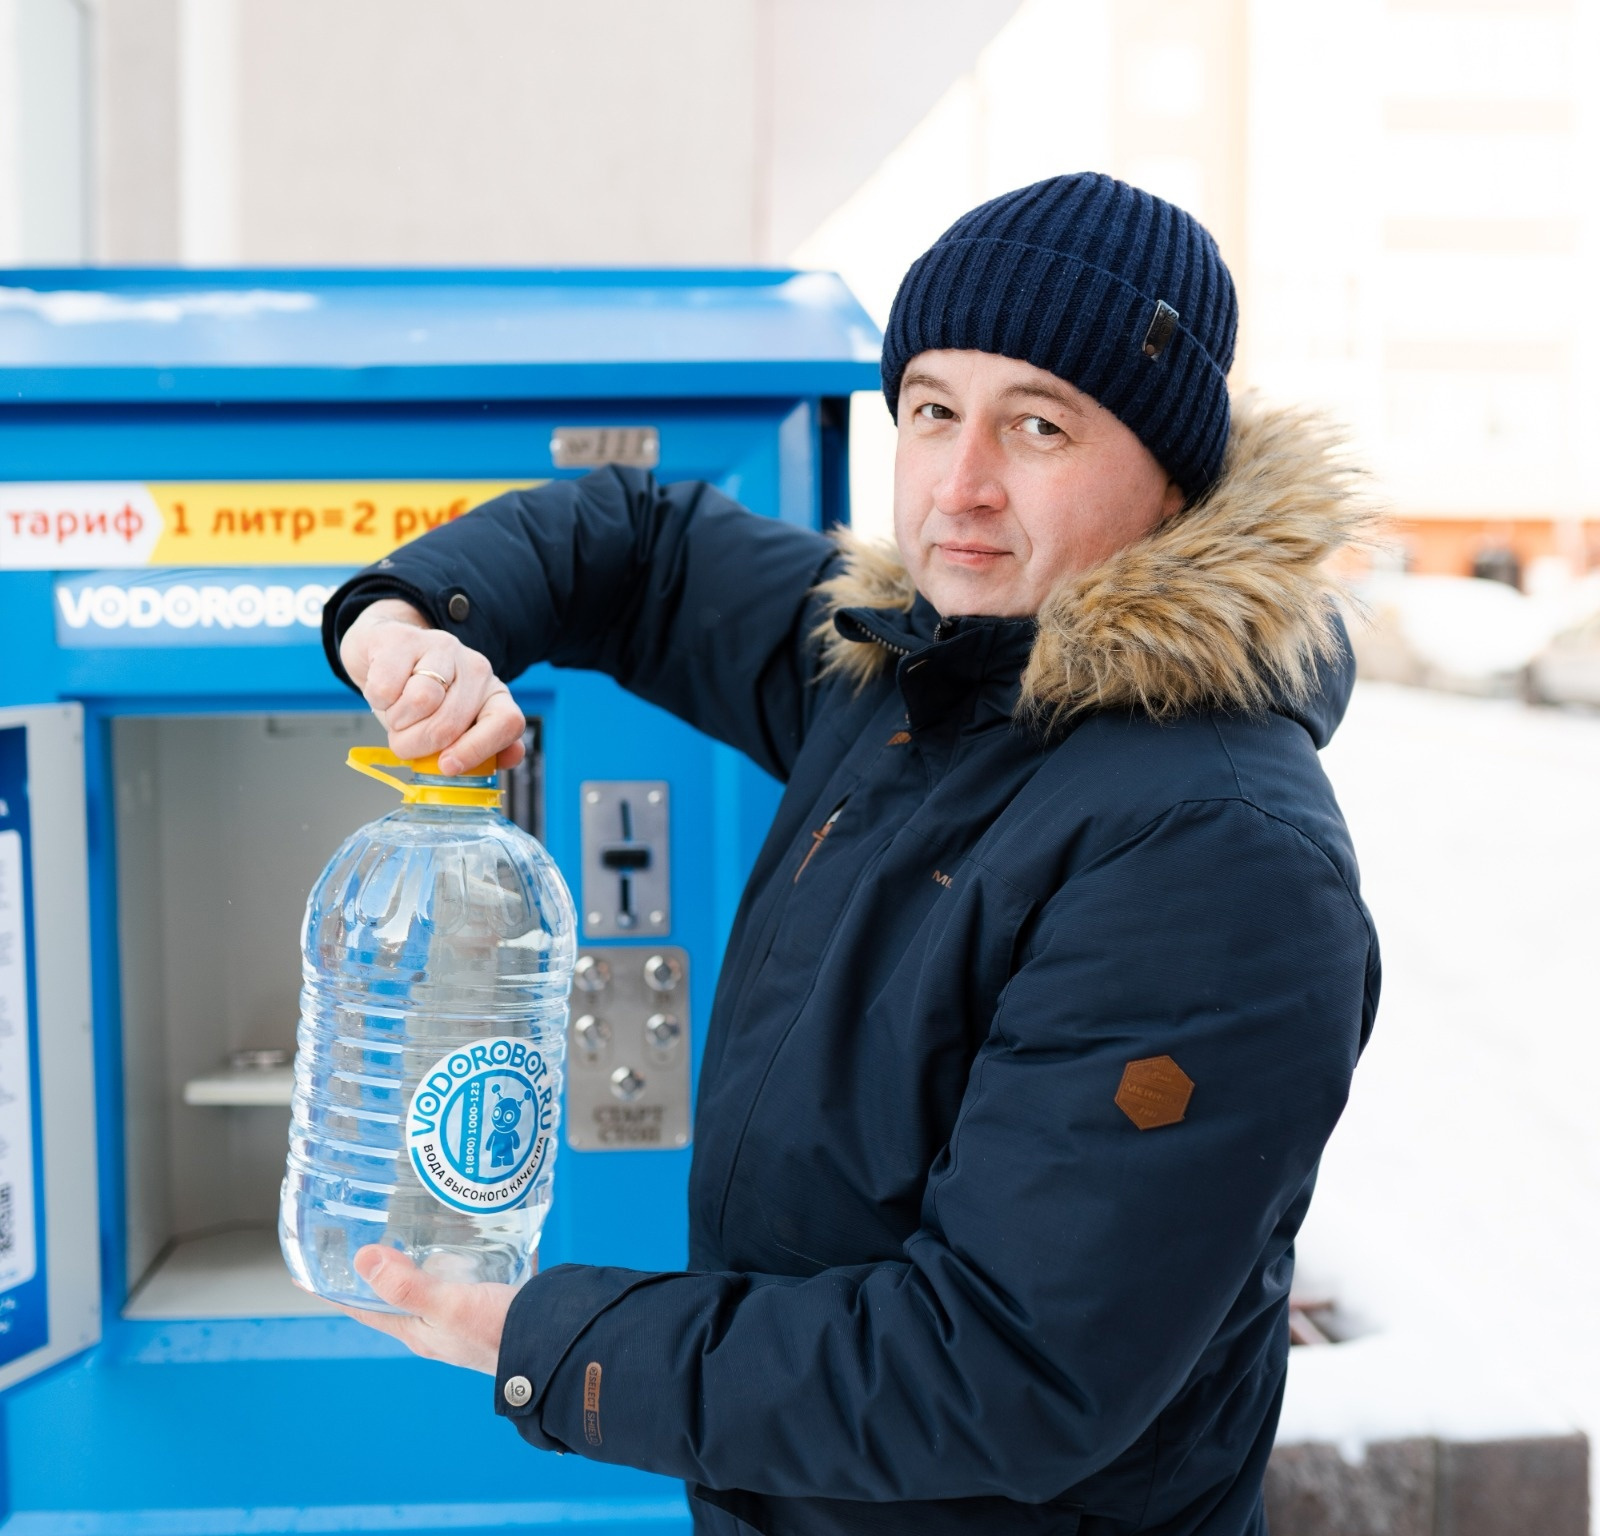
[322,174,1379,1536]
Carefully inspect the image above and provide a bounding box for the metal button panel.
[565,945,690,1151]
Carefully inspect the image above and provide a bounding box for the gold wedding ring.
[412,666,450,689]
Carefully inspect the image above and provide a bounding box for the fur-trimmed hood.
[814,395,1375,730]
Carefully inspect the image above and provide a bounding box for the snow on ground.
[1283,682,1600,1519]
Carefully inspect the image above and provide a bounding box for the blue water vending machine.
[0,269,881,1533]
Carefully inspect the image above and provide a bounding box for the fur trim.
[815,394,1377,726]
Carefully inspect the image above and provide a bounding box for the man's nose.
[932,423,1006,516]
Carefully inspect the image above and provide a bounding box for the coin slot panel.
[580,781,670,938]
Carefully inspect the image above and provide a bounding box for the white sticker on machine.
[0,832,39,1291]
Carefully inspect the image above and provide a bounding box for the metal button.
[446,592,471,623]
[645,1012,680,1049]
[643,953,681,992]
[503,1374,533,1407]
[610,1066,645,1101]
[573,955,610,993]
[573,1013,610,1059]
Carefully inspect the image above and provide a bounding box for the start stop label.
[405,1038,555,1213]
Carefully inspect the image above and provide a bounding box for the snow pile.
[1288,684,1600,1520]
[1353,571,1600,683]
[1280,1331,1575,1465]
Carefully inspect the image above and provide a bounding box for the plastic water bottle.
[280,748,576,1309]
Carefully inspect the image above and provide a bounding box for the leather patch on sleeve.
[583,1362,603,1445]
[1115,1055,1194,1130]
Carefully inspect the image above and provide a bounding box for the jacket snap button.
[447,592,471,623]
[503,1374,533,1407]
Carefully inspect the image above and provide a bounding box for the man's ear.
[1159,478,1187,521]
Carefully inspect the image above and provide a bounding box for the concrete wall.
[97,0,181,262]
[3,0,1023,267]
[0,0,92,263]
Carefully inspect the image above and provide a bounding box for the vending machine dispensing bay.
[0,269,880,1534]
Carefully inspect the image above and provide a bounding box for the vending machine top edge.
[0,267,882,1536]
[0,266,882,400]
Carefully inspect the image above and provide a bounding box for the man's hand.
[332,1244,520,1375]
[340,598,526,773]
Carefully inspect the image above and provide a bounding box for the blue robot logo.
[487,1082,534,1168]
[405,1038,556,1212]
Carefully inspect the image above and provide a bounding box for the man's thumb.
[355,1245,431,1314]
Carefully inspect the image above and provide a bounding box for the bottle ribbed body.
[280,796,575,1310]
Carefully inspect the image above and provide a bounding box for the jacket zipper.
[838,613,914,659]
[793,801,846,883]
[875,618,955,653]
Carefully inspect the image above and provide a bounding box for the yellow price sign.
[0,480,537,569]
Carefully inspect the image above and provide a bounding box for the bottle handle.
[346,746,410,795]
[345,747,504,808]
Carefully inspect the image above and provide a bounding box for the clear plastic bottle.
[280,748,575,1309]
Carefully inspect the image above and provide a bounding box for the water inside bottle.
[280,754,576,1310]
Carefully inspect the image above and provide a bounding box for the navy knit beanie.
[881,173,1238,501]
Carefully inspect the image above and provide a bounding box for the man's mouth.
[936,543,1010,568]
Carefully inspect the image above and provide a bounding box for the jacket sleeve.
[491,796,1376,1500]
[321,468,838,781]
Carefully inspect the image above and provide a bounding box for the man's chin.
[922,582,1034,621]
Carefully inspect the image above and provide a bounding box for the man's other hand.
[340,598,526,774]
[333,1244,520,1375]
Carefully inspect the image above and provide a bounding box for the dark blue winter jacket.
[324,399,1380,1536]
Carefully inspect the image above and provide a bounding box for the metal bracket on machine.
[565,946,690,1152]
[550,426,660,470]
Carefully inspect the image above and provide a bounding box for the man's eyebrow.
[900,369,1092,420]
[996,381,1090,419]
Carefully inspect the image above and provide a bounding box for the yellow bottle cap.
[346,747,504,808]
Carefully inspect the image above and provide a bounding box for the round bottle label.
[405,1037,555,1213]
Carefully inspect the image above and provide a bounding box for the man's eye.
[1020,415,1063,437]
[916,402,955,421]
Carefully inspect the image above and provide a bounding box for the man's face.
[892,350,1185,618]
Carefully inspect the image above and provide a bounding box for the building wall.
[0,0,92,264]
[1386,517,1600,582]
[1246,0,1599,576]
[97,0,181,263]
[1110,0,1250,361]
[3,0,1598,569]
[229,0,762,266]
[8,0,1021,269]
[1375,0,1589,520]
